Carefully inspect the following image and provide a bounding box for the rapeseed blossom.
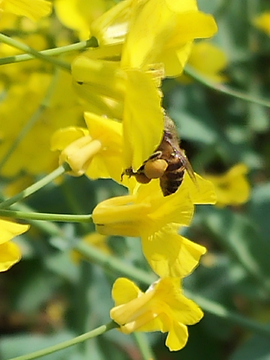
[0,219,29,271]
[51,112,124,182]
[91,0,217,76]
[204,164,250,207]
[93,174,216,278]
[0,72,83,177]
[110,277,203,351]
[72,60,164,172]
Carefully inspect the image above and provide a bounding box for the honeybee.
[122,114,196,196]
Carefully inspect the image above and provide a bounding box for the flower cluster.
[50,0,218,351]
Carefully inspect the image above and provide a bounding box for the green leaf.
[199,206,270,295]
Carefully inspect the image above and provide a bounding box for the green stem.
[8,321,118,360]
[0,37,98,66]
[133,332,156,360]
[0,208,92,223]
[0,70,60,172]
[0,33,71,71]
[0,164,69,209]
[75,240,156,284]
[184,64,270,108]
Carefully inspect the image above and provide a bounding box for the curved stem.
[0,164,69,209]
[0,208,92,223]
[0,33,71,71]
[184,64,270,108]
[8,321,118,360]
[0,37,98,66]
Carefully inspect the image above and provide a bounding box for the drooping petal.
[204,164,250,207]
[123,70,164,170]
[182,172,217,205]
[165,321,188,351]
[0,241,21,271]
[142,228,206,278]
[0,219,29,245]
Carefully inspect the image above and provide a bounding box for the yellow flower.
[0,218,29,271]
[90,0,133,46]
[204,164,250,207]
[72,57,164,172]
[72,56,126,119]
[54,0,114,40]
[110,277,203,351]
[0,0,52,21]
[51,112,124,183]
[93,174,216,278]
[91,0,217,76]
[0,71,83,177]
[121,0,218,76]
[179,41,228,83]
[253,12,270,37]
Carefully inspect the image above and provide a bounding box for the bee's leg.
[121,167,135,181]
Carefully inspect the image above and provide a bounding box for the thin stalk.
[0,164,69,209]
[0,37,98,66]
[184,65,270,108]
[0,70,60,172]
[0,33,71,71]
[0,208,92,223]
[8,321,118,360]
[133,333,156,360]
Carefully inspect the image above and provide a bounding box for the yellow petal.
[187,42,228,82]
[142,229,206,278]
[165,322,188,351]
[2,0,52,21]
[0,219,29,245]
[54,0,108,39]
[84,112,122,145]
[253,12,270,37]
[123,70,163,170]
[72,56,126,101]
[205,164,250,207]
[182,172,217,205]
[90,0,132,45]
[112,278,142,306]
[0,241,21,271]
[51,127,89,151]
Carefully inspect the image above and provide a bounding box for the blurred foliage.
[1,0,270,359]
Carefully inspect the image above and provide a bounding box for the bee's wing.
[178,148,197,185]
